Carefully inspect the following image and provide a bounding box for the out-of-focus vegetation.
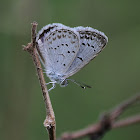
[0,0,140,140]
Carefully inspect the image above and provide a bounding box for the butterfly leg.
[46,82,55,85]
[46,81,56,91]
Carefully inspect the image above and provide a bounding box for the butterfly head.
[60,79,69,87]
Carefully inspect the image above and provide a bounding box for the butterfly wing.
[64,26,108,78]
[36,23,80,75]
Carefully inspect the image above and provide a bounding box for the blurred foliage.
[0,0,140,140]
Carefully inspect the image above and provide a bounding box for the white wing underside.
[36,23,108,80]
[36,23,80,75]
[64,26,108,78]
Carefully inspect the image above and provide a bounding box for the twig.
[110,94,140,120]
[58,94,140,140]
[113,115,140,128]
[23,22,56,140]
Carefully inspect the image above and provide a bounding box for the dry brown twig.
[58,94,140,140]
[23,22,56,140]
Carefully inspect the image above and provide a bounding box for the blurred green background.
[0,0,140,140]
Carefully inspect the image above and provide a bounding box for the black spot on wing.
[77,57,83,61]
[57,35,61,39]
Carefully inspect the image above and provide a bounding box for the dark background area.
[0,0,140,140]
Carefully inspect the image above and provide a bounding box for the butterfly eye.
[60,79,68,87]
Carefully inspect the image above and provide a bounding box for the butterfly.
[36,23,108,91]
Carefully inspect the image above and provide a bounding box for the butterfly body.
[46,70,68,86]
[36,23,108,91]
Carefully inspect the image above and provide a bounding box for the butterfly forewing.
[36,23,80,75]
[64,26,108,78]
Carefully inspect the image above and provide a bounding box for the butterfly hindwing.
[64,26,108,78]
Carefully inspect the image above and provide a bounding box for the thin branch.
[58,94,140,140]
[23,22,56,140]
[110,94,140,120]
[113,115,140,128]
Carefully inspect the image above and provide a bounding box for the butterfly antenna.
[67,79,92,89]
[80,83,92,88]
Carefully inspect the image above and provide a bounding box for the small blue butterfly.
[36,23,108,91]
